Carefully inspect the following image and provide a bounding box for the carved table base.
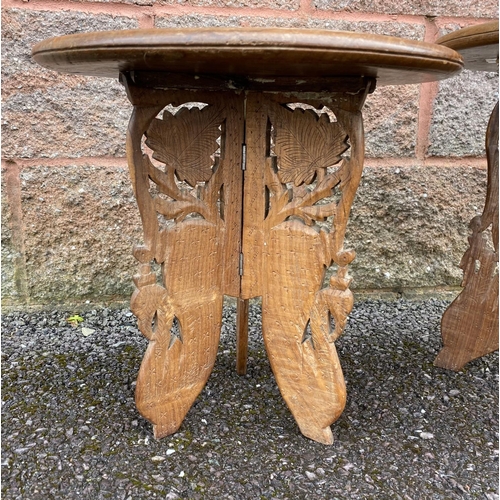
[122,74,373,444]
[434,102,499,371]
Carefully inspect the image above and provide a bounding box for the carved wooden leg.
[236,298,249,375]
[132,221,224,438]
[434,102,499,371]
[123,77,244,437]
[242,87,371,444]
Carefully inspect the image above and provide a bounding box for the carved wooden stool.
[434,21,499,371]
[33,28,462,444]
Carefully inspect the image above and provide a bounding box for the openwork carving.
[124,79,371,444]
[124,84,244,439]
[265,99,359,309]
[240,90,370,444]
[144,104,225,225]
[435,102,499,371]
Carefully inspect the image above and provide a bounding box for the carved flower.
[272,106,349,187]
[145,106,222,187]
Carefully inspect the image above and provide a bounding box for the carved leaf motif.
[145,106,222,187]
[272,107,349,187]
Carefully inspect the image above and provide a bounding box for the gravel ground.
[1,298,498,499]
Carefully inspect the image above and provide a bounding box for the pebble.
[1,299,497,499]
[420,432,435,440]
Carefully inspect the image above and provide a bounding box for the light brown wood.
[435,102,499,371]
[236,298,249,375]
[124,78,245,437]
[31,28,466,444]
[32,28,463,87]
[243,88,368,443]
[434,22,499,371]
[128,82,369,442]
[437,21,498,72]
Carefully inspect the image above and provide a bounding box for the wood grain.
[124,78,244,436]
[31,27,471,444]
[434,22,499,371]
[127,83,370,443]
[243,88,369,443]
[437,21,498,72]
[435,102,499,371]
[32,28,463,87]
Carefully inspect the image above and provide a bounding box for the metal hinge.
[239,253,244,276]
[241,144,247,171]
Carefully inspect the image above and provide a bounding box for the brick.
[1,161,29,305]
[314,0,498,18]
[69,0,154,4]
[345,164,488,290]
[1,165,18,302]
[429,70,498,157]
[20,164,142,304]
[364,85,420,158]
[3,79,131,159]
[2,9,139,78]
[69,0,299,6]
[156,0,300,8]
[2,8,138,159]
[155,14,426,39]
[428,22,499,157]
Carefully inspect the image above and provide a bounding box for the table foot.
[435,102,499,371]
[262,222,351,445]
[131,223,223,437]
[123,76,371,441]
[243,90,369,443]
[123,81,244,437]
[434,217,499,370]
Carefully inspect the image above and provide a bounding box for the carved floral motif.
[272,105,349,186]
[145,106,222,187]
[126,85,368,444]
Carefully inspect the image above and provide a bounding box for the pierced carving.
[242,90,369,444]
[124,83,244,439]
[124,78,370,444]
[145,106,222,187]
[435,101,499,371]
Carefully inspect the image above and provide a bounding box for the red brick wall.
[2,1,498,307]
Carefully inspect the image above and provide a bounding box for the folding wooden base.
[123,74,373,444]
[434,103,499,371]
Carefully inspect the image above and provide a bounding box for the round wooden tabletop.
[437,21,498,72]
[32,28,463,88]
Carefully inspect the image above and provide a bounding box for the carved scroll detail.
[250,91,368,444]
[123,82,244,438]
